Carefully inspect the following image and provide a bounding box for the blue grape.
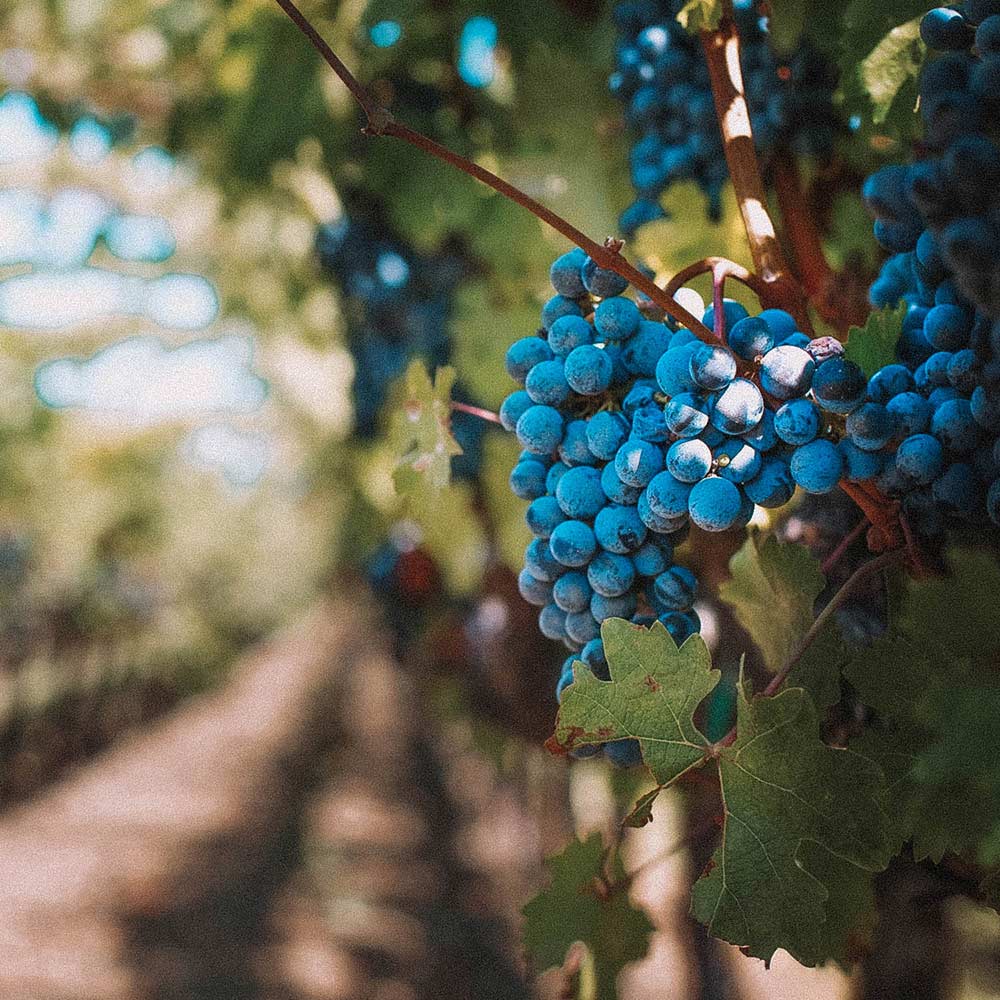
[811,358,867,414]
[506,336,553,382]
[710,378,765,434]
[896,434,945,485]
[518,568,553,606]
[645,471,694,519]
[553,571,593,613]
[550,520,599,567]
[526,495,567,538]
[549,247,588,297]
[744,456,795,507]
[588,551,637,596]
[839,439,887,481]
[594,296,642,340]
[790,439,843,494]
[728,315,774,360]
[622,320,672,375]
[601,460,643,503]
[539,603,568,640]
[689,343,737,390]
[500,390,532,432]
[774,398,821,445]
[846,402,897,451]
[516,404,564,454]
[594,503,648,553]
[759,345,815,399]
[559,419,596,465]
[591,591,638,622]
[548,314,594,357]
[546,460,570,493]
[564,344,614,395]
[614,438,664,486]
[582,257,629,298]
[556,465,606,519]
[886,391,933,435]
[666,438,713,483]
[566,610,602,644]
[664,392,710,437]
[702,299,749,334]
[868,364,914,404]
[652,565,697,610]
[509,458,549,499]
[525,537,562,581]
[714,439,761,483]
[540,295,583,331]
[525,359,570,404]
[930,397,982,452]
[687,476,742,531]
[655,343,699,395]
[586,411,630,460]
[632,539,674,577]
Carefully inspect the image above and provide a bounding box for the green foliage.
[719,532,826,674]
[860,18,926,125]
[390,361,463,497]
[692,679,890,965]
[676,0,724,33]
[845,304,907,378]
[522,833,654,999]
[551,614,893,964]
[547,619,718,783]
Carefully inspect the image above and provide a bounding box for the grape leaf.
[719,532,826,674]
[900,549,1000,663]
[844,305,908,379]
[676,0,724,33]
[391,361,462,496]
[522,833,654,1000]
[548,619,892,964]
[690,680,892,965]
[546,618,719,785]
[860,18,926,125]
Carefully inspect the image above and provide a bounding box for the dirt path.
[0,600,362,1000]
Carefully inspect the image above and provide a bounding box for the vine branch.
[450,400,502,425]
[715,546,907,748]
[273,0,716,342]
[700,2,812,333]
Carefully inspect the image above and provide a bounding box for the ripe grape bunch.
[316,212,485,478]
[863,0,1000,531]
[502,248,883,759]
[610,0,839,229]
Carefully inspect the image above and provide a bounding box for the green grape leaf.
[860,17,926,125]
[719,533,826,674]
[900,549,1000,663]
[691,681,892,965]
[391,361,462,497]
[676,0,724,33]
[845,304,908,378]
[547,619,719,786]
[522,833,654,999]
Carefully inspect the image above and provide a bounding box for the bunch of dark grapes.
[862,3,1000,532]
[502,250,881,761]
[610,0,839,228]
[315,210,484,478]
[866,1,1000,317]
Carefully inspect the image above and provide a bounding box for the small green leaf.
[844,304,908,378]
[691,681,892,965]
[719,533,826,674]
[390,361,462,497]
[547,619,719,786]
[522,833,654,999]
[860,17,926,125]
[676,0,723,33]
[623,786,663,828]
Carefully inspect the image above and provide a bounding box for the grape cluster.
[861,3,1000,531]
[503,250,883,755]
[610,0,839,228]
[865,2,1000,317]
[316,211,484,478]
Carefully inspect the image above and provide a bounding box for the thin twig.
[273,0,716,342]
[663,256,769,302]
[700,3,812,332]
[821,516,869,576]
[450,400,502,425]
[714,547,907,748]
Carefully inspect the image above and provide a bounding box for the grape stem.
[271,0,717,342]
[450,400,503,425]
[820,516,869,576]
[665,256,771,343]
[771,155,869,334]
[700,2,812,333]
[714,547,907,748]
